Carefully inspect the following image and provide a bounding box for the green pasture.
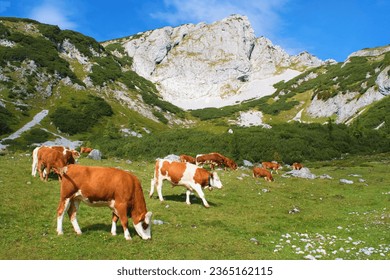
[0,152,389,260]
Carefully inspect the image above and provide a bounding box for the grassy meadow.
[0,152,389,260]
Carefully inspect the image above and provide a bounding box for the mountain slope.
[0,16,389,156]
[0,17,189,148]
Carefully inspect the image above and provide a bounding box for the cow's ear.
[145,211,152,225]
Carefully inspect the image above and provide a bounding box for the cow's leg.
[185,190,192,205]
[149,178,155,198]
[156,179,164,202]
[57,197,71,235]
[68,199,82,235]
[115,203,131,240]
[111,213,119,236]
[190,183,209,208]
[44,164,50,181]
[38,161,44,180]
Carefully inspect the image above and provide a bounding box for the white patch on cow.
[111,221,117,236]
[71,218,82,235]
[124,228,132,240]
[73,190,115,207]
[133,211,152,240]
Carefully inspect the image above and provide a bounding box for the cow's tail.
[52,166,68,179]
[31,147,40,177]
[149,159,160,198]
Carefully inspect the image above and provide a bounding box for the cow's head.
[227,159,238,170]
[208,172,223,190]
[133,211,152,240]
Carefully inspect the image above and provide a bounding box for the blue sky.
[1,0,389,61]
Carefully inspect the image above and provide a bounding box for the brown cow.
[150,159,223,208]
[80,147,93,154]
[179,154,196,164]
[196,152,237,170]
[32,145,79,177]
[262,161,282,174]
[37,147,74,181]
[292,162,303,170]
[253,167,274,182]
[55,165,152,240]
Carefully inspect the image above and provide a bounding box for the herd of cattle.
[30,146,303,241]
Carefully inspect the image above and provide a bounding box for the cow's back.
[61,165,142,204]
[159,160,187,185]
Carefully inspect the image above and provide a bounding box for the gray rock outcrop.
[111,14,323,109]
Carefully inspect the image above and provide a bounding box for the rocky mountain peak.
[108,14,324,109]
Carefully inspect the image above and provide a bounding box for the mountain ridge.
[0,16,389,155]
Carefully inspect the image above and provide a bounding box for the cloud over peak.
[28,1,77,30]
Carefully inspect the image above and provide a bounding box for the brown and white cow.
[32,145,79,177]
[262,161,282,174]
[196,152,237,170]
[36,147,76,181]
[55,164,152,240]
[253,167,274,182]
[179,154,196,164]
[150,159,223,208]
[292,162,303,170]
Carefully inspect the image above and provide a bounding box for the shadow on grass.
[152,193,219,207]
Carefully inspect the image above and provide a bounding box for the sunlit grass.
[0,152,389,260]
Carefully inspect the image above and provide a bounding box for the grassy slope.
[0,153,389,260]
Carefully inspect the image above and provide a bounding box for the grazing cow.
[262,161,282,174]
[80,147,93,154]
[37,147,75,181]
[55,165,152,240]
[179,154,196,164]
[150,159,223,208]
[292,162,303,170]
[32,146,79,177]
[224,157,238,170]
[196,152,237,170]
[253,167,274,182]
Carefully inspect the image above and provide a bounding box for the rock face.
[307,65,390,123]
[117,14,323,109]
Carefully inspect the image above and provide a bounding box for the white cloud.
[28,1,77,30]
[151,0,289,38]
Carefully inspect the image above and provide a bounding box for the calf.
[292,162,303,170]
[32,145,79,177]
[196,152,237,170]
[150,159,223,208]
[55,165,152,240]
[262,161,282,174]
[179,154,196,164]
[37,147,71,181]
[253,167,274,182]
[80,147,93,154]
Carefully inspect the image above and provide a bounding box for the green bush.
[88,121,390,164]
[89,57,122,86]
[50,95,113,135]
[0,106,14,136]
